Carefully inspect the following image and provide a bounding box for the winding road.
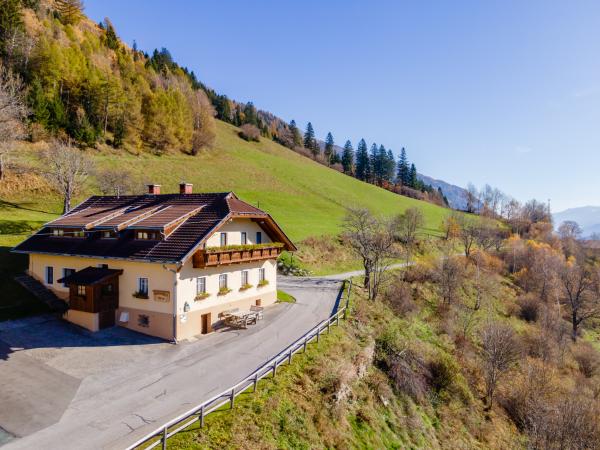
[0,276,343,450]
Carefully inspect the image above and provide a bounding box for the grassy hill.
[0,119,452,319]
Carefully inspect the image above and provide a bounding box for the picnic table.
[221,306,264,329]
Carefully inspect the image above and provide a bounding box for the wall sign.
[153,290,170,303]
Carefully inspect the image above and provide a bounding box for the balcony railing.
[193,244,283,268]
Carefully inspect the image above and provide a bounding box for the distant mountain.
[553,206,600,237]
[417,174,469,210]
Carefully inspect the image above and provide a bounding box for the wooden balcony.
[193,244,283,268]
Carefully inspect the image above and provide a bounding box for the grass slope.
[0,120,451,319]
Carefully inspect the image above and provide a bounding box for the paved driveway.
[0,277,342,450]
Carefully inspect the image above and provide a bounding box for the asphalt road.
[0,277,342,450]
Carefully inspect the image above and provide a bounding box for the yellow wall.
[64,309,99,332]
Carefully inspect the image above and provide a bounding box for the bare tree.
[190,90,216,154]
[0,63,28,180]
[434,254,465,305]
[464,183,479,213]
[343,208,398,300]
[395,207,424,267]
[559,258,600,342]
[43,141,92,213]
[456,215,479,257]
[95,167,137,197]
[558,221,583,240]
[480,322,521,410]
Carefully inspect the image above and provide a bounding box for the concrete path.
[316,262,409,280]
[0,277,342,450]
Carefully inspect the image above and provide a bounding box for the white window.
[241,270,249,286]
[52,229,64,237]
[77,285,86,296]
[219,274,228,290]
[73,230,85,238]
[220,232,227,247]
[136,231,158,240]
[256,231,262,244]
[45,266,53,285]
[62,268,75,287]
[102,230,116,239]
[196,277,206,294]
[241,232,247,245]
[138,277,149,295]
[259,268,266,283]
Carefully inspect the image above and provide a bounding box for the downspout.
[163,263,182,344]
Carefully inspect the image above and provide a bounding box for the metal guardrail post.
[230,388,235,408]
[253,372,259,392]
[272,362,277,377]
[199,405,204,428]
[288,348,292,363]
[303,336,307,352]
[316,327,320,343]
[162,426,168,450]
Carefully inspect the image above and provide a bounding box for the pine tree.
[355,139,369,181]
[28,78,50,126]
[55,0,84,25]
[304,122,316,153]
[368,143,379,183]
[324,132,334,165]
[341,140,354,174]
[385,149,396,182]
[243,102,258,126]
[289,120,302,146]
[103,18,119,50]
[409,163,418,188]
[397,147,409,185]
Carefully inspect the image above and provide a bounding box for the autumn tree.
[55,0,84,25]
[0,63,27,179]
[43,141,92,213]
[343,208,397,301]
[559,257,600,341]
[190,90,216,154]
[395,207,424,267]
[480,322,521,410]
[433,254,465,305]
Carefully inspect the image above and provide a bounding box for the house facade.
[13,184,296,341]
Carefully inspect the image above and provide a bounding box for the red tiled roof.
[13,192,296,262]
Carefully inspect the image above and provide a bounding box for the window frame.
[241,231,247,245]
[256,231,262,244]
[219,273,228,290]
[220,232,228,247]
[62,268,75,288]
[259,267,266,283]
[241,270,249,286]
[77,285,86,296]
[196,276,206,294]
[45,266,53,285]
[138,277,149,295]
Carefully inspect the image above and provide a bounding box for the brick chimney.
[179,183,193,195]
[147,184,161,195]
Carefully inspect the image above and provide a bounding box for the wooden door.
[99,310,115,329]
[201,313,211,334]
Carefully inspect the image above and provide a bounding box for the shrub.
[239,123,260,141]
[384,278,416,316]
[573,343,600,378]
[517,294,540,322]
[428,353,459,394]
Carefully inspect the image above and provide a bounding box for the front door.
[201,313,211,334]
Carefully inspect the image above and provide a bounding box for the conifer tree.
[243,102,258,126]
[0,0,24,57]
[397,147,409,185]
[385,149,396,182]
[409,163,418,188]
[369,143,379,183]
[55,0,84,25]
[341,140,354,174]
[324,132,334,165]
[103,18,119,50]
[289,120,302,146]
[304,122,316,153]
[355,139,369,181]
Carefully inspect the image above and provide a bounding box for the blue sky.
[86,0,600,212]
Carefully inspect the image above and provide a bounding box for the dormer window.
[52,229,64,237]
[102,230,117,239]
[136,231,160,240]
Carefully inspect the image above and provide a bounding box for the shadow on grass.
[0,199,56,216]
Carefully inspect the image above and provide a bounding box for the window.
[97,264,108,269]
[52,228,64,237]
[220,232,227,247]
[62,268,75,287]
[45,266,53,285]
[138,277,149,295]
[102,230,116,239]
[256,231,262,244]
[101,283,113,295]
[241,270,249,286]
[196,277,206,294]
[241,232,247,245]
[77,285,86,296]
[259,268,266,283]
[219,274,228,290]
[73,230,85,238]
[137,314,150,328]
[136,231,159,240]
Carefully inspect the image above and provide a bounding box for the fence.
[126,278,353,450]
